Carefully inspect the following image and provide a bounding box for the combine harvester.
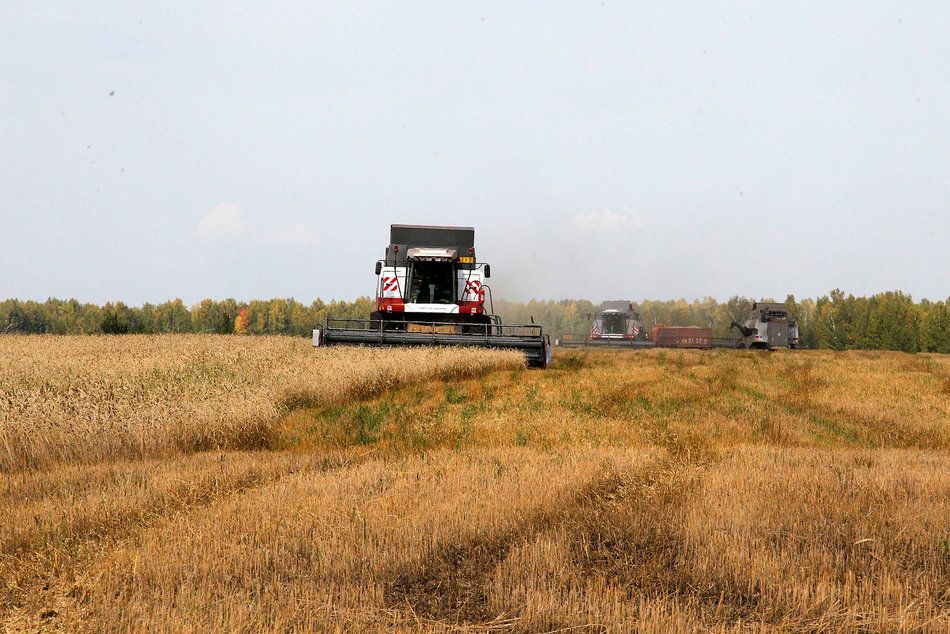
[314,224,552,368]
[731,302,800,349]
[558,302,800,351]
[557,301,651,348]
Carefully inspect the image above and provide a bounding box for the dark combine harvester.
[731,302,800,349]
[315,224,552,368]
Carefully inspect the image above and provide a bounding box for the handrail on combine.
[322,317,544,339]
[317,316,551,368]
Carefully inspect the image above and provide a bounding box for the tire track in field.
[384,455,707,630]
[1,450,369,630]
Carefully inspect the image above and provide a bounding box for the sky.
[1,2,948,305]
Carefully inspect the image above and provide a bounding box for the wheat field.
[2,338,950,631]
[0,335,521,472]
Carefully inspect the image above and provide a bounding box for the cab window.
[407,261,455,304]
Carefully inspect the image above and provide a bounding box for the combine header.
[315,224,552,368]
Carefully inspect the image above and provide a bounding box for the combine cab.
[316,224,552,368]
[731,302,800,349]
[558,301,650,348]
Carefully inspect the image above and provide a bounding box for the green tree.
[920,300,950,353]
[153,299,192,333]
[191,299,237,334]
[100,302,132,334]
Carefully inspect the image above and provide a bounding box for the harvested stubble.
[0,335,523,471]
[3,343,950,632]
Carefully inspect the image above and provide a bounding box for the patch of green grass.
[304,400,411,447]
[631,394,654,415]
[555,353,587,372]
[321,406,346,421]
[444,384,465,404]
[560,390,595,415]
[514,427,529,446]
[809,413,865,446]
[519,384,540,415]
[736,385,767,400]
[761,388,872,448]
[354,404,385,445]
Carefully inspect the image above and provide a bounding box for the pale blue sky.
[2,2,948,304]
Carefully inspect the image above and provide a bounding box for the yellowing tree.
[233,307,249,335]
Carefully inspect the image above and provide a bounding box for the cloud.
[198,202,245,237]
[270,223,320,247]
[198,204,319,247]
[574,209,648,234]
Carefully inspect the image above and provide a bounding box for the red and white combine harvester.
[315,224,552,368]
[558,301,652,348]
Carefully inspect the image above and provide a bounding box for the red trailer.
[649,325,713,349]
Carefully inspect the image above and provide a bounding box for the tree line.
[495,291,950,353]
[0,298,373,338]
[1,291,948,353]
